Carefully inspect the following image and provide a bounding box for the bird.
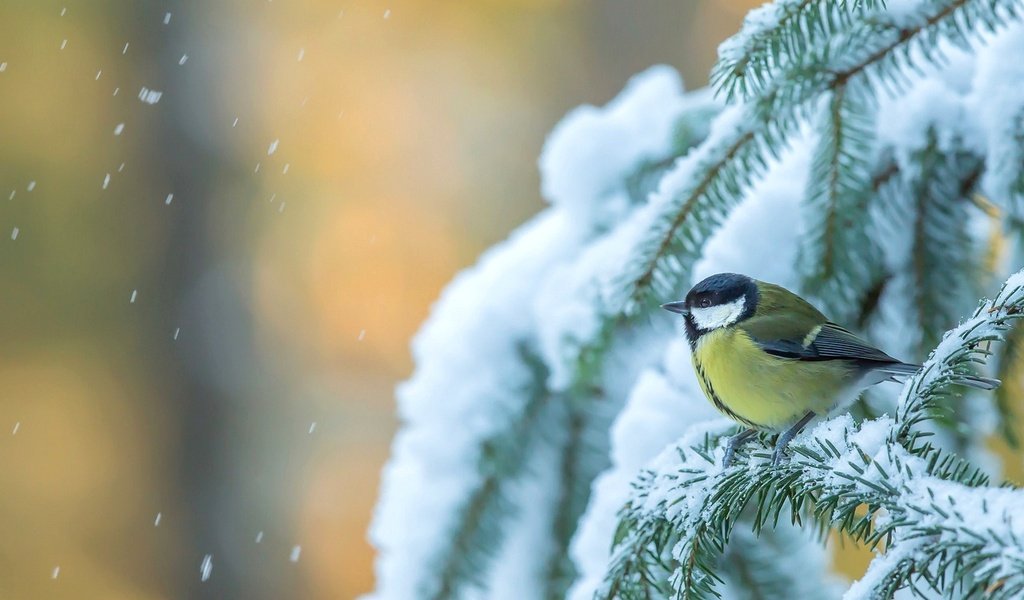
[661,272,1000,467]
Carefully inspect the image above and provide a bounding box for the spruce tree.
[367,1,1024,598]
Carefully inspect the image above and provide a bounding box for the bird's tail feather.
[876,362,1001,390]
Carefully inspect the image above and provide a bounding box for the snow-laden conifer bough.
[367,0,1024,598]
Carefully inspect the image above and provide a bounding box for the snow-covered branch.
[601,270,1024,599]
[369,2,1024,598]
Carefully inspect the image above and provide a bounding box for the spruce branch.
[597,426,734,600]
[611,113,770,316]
[431,349,554,600]
[751,0,1023,119]
[600,270,1024,599]
[892,271,1024,446]
[610,0,1023,319]
[904,131,985,356]
[545,400,611,599]
[799,82,885,323]
[713,0,881,102]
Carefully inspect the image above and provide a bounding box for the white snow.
[114,123,125,136]
[165,193,173,205]
[290,545,301,563]
[875,78,979,177]
[539,65,692,232]
[483,411,563,600]
[368,210,587,599]
[154,512,161,526]
[532,77,731,390]
[970,23,1024,215]
[138,87,163,104]
[10,227,18,241]
[267,139,279,155]
[199,554,213,581]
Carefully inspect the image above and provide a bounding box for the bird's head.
[661,273,759,342]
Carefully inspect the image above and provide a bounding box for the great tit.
[661,273,999,466]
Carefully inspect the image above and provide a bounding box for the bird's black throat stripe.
[694,359,761,429]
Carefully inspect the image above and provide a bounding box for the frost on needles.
[367,1,1024,599]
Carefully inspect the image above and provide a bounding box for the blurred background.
[0,0,826,598]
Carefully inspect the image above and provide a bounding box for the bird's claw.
[771,445,788,466]
[722,428,757,468]
[770,411,815,467]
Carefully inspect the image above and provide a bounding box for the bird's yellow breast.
[691,327,856,430]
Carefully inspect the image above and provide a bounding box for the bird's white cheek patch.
[691,298,746,330]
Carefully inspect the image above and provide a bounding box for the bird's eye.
[699,298,711,308]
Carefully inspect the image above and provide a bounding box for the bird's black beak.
[660,301,689,316]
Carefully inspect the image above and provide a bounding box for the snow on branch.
[368,213,579,600]
[971,22,1024,218]
[600,270,1024,599]
[712,0,880,102]
[893,270,1024,444]
[603,0,1023,322]
[605,105,779,317]
[368,67,706,600]
[740,0,1022,125]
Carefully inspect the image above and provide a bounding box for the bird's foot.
[771,411,816,467]
[723,428,757,468]
[770,444,788,467]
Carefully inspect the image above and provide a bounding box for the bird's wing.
[746,321,897,363]
[807,323,896,362]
